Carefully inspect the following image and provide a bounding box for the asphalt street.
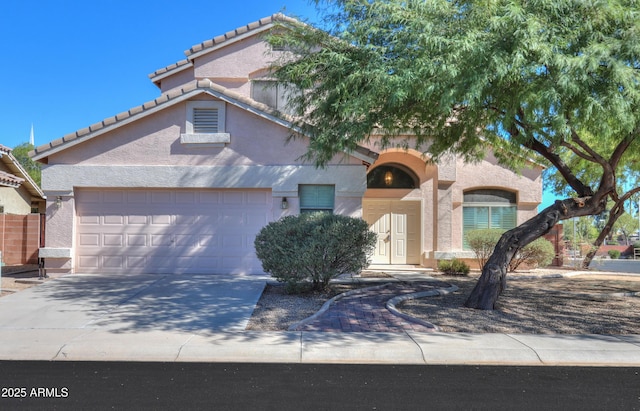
[1,362,638,410]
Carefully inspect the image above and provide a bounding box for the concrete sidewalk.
[1,270,640,365]
[1,328,640,365]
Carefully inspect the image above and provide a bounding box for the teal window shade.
[463,190,517,249]
[299,185,335,213]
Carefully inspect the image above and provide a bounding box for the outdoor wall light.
[281,197,288,209]
[384,170,394,186]
[55,196,62,209]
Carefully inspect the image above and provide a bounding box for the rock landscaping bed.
[0,267,46,297]
[247,272,640,334]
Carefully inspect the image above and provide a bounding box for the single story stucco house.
[31,14,542,276]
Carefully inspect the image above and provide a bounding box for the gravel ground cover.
[0,268,45,297]
[247,271,640,334]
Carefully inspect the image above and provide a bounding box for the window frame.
[251,80,297,115]
[462,190,517,250]
[299,184,335,214]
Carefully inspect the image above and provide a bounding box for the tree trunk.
[465,197,604,310]
[581,201,626,268]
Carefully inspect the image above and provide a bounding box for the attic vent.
[181,101,229,148]
[193,108,219,133]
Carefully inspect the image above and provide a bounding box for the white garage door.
[75,189,271,274]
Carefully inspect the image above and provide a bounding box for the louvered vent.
[193,108,219,133]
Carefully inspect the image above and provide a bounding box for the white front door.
[363,200,421,264]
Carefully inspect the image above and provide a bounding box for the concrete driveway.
[0,273,267,333]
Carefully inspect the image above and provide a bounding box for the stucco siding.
[44,196,74,249]
[42,164,365,194]
[193,35,275,92]
[454,153,542,205]
[46,99,358,168]
[0,186,32,214]
[159,67,195,93]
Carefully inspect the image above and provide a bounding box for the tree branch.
[522,136,594,197]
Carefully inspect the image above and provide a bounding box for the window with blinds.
[299,185,335,213]
[463,189,517,249]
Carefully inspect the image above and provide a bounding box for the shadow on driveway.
[0,274,267,334]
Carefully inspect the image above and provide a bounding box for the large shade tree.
[269,0,640,309]
[545,137,640,267]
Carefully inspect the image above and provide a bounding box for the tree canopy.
[12,143,41,186]
[270,0,640,309]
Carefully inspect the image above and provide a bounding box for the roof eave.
[148,60,193,87]
[0,150,45,199]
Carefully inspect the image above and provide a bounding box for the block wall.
[0,214,41,265]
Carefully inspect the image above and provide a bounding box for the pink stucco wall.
[193,36,274,90]
[49,98,360,168]
[360,146,542,267]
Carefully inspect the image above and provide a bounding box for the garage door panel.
[151,192,172,203]
[175,215,196,225]
[127,215,148,225]
[104,215,124,225]
[150,235,172,247]
[247,191,269,204]
[197,235,218,247]
[78,256,99,269]
[75,189,271,274]
[127,235,147,247]
[79,234,100,247]
[199,192,220,203]
[79,215,100,225]
[247,213,268,227]
[103,234,124,247]
[126,191,147,203]
[176,191,196,203]
[223,192,244,204]
[127,256,147,268]
[174,234,195,247]
[103,191,124,203]
[151,214,172,225]
[103,256,124,269]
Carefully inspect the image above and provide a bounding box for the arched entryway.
[363,160,423,265]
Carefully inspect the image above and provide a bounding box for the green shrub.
[633,241,640,249]
[608,249,621,259]
[508,238,556,271]
[465,229,504,269]
[437,258,470,276]
[254,212,376,292]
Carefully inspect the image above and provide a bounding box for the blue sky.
[0,0,318,149]
[0,0,557,209]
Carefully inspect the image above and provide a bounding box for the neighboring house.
[31,14,542,276]
[0,144,46,265]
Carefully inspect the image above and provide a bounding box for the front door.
[363,200,420,264]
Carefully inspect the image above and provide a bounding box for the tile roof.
[185,13,296,57]
[31,79,293,160]
[0,169,24,188]
[0,145,44,198]
[30,78,378,164]
[148,13,298,83]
